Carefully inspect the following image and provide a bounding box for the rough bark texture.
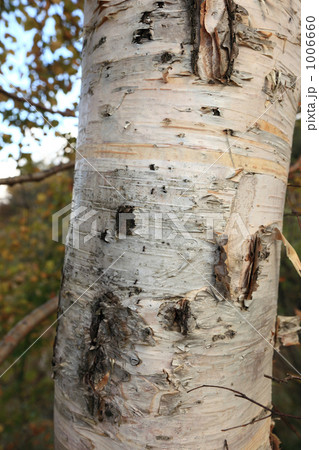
[54,0,300,448]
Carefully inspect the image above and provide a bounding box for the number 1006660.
[306,16,316,70]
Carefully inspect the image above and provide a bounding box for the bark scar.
[238,229,262,305]
[81,291,155,422]
[158,298,192,335]
[197,0,245,82]
[190,0,274,83]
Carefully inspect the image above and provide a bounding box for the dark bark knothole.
[158,298,195,335]
[213,237,231,300]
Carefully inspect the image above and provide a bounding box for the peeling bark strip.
[275,315,301,348]
[197,0,242,82]
[190,0,274,83]
[82,292,155,422]
[273,227,301,276]
[263,68,297,104]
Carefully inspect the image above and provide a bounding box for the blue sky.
[0,4,82,198]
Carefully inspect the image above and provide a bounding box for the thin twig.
[0,86,76,117]
[264,373,301,384]
[273,405,301,439]
[187,385,300,419]
[284,212,301,217]
[221,413,272,432]
[0,161,74,186]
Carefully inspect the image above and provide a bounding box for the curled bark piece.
[197,0,241,82]
[274,227,301,276]
[276,315,301,348]
[263,68,297,104]
[195,0,274,83]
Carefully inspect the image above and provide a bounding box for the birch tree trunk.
[53,0,300,448]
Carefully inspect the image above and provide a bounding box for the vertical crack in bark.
[213,237,231,300]
[223,0,239,80]
[187,0,275,83]
[238,230,262,306]
[185,0,202,75]
[196,0,244,82]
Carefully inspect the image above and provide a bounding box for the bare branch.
[0,297,58,366]
[284,212,301,217]
[0,87,76,117]
[0,161,74,186]
[221,413,272,432]
[264,373,301,384]
[273,405,301,439]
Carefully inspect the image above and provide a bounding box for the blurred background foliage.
[0,1,300,449]
[0,168,73,449]
[273,121,301,450]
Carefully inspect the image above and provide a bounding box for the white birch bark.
[53,0,300,448]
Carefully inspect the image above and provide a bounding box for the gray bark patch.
[212,329,236,342]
